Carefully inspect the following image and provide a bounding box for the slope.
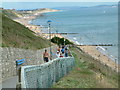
[2,14,50,50]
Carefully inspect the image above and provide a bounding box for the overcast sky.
[3,0,120,2]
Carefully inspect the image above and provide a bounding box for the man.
[43,49,49,62]
[64,48,68,57]
[57,46,61,52]
[61,46,65,54]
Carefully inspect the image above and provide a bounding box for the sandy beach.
[13,8,119,72]
[79,46,119,72]
[13,9,63,39]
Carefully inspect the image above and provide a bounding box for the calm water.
[31,7,118,63]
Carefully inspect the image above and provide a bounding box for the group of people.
[56,45,69,58]
[43,45,70,62]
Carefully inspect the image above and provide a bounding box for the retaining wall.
[0,48,2,83]
[21,57,75,88]
[1,46,57,82]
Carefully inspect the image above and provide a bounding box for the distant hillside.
[2,14,50,50]
[93,4,118,8]
[17,8,60,16]
[2,9,22,19]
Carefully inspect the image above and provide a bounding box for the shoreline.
[13,8,119,72]
[65,36,119,71]
[13,8,63,39]
[79,46,119,72]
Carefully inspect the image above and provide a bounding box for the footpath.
[0,76,18,89]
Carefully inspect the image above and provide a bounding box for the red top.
[60,55,63,57]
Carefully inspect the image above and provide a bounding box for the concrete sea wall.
[1,46,57,82]
[21,57,75,88]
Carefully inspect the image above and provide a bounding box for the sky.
[2,0,119,10]
[2,2,118,10]
[2,0,120,2]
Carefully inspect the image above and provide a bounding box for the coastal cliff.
[2,8,60,19]
[2,11,51,50]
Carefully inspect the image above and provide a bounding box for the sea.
[30,6,118,63]
[3,2,119,64]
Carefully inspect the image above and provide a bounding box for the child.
[59,53,64,57]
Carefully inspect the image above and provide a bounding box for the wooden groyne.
[76,44,116,46]
[42,33,79,35]
[68,44,117,47]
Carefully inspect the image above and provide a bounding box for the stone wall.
[21,57,75,88]
[0,48,2,83]
[1,46,57,82]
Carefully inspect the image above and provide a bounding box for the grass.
[2,13,51,50]
[2,9,19,19]
[52,47,118,88]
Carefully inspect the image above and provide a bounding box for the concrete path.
[0,76,18,89]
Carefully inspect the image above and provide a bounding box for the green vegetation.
[52,47,118,88]
[2,14,50,50]
[51,36,74,45]
[2,9,19,19]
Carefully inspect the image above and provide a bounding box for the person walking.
[59,53,64,57]
[57,46,61,52]
[65,48,68,57]
[43,49,49,62]
[56,51,60,58]
[61,46,65,54]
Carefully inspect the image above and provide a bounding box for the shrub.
[51,36,74,45]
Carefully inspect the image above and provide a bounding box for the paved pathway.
[0,76,18,89]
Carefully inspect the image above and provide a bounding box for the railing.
[21,56,75,88]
